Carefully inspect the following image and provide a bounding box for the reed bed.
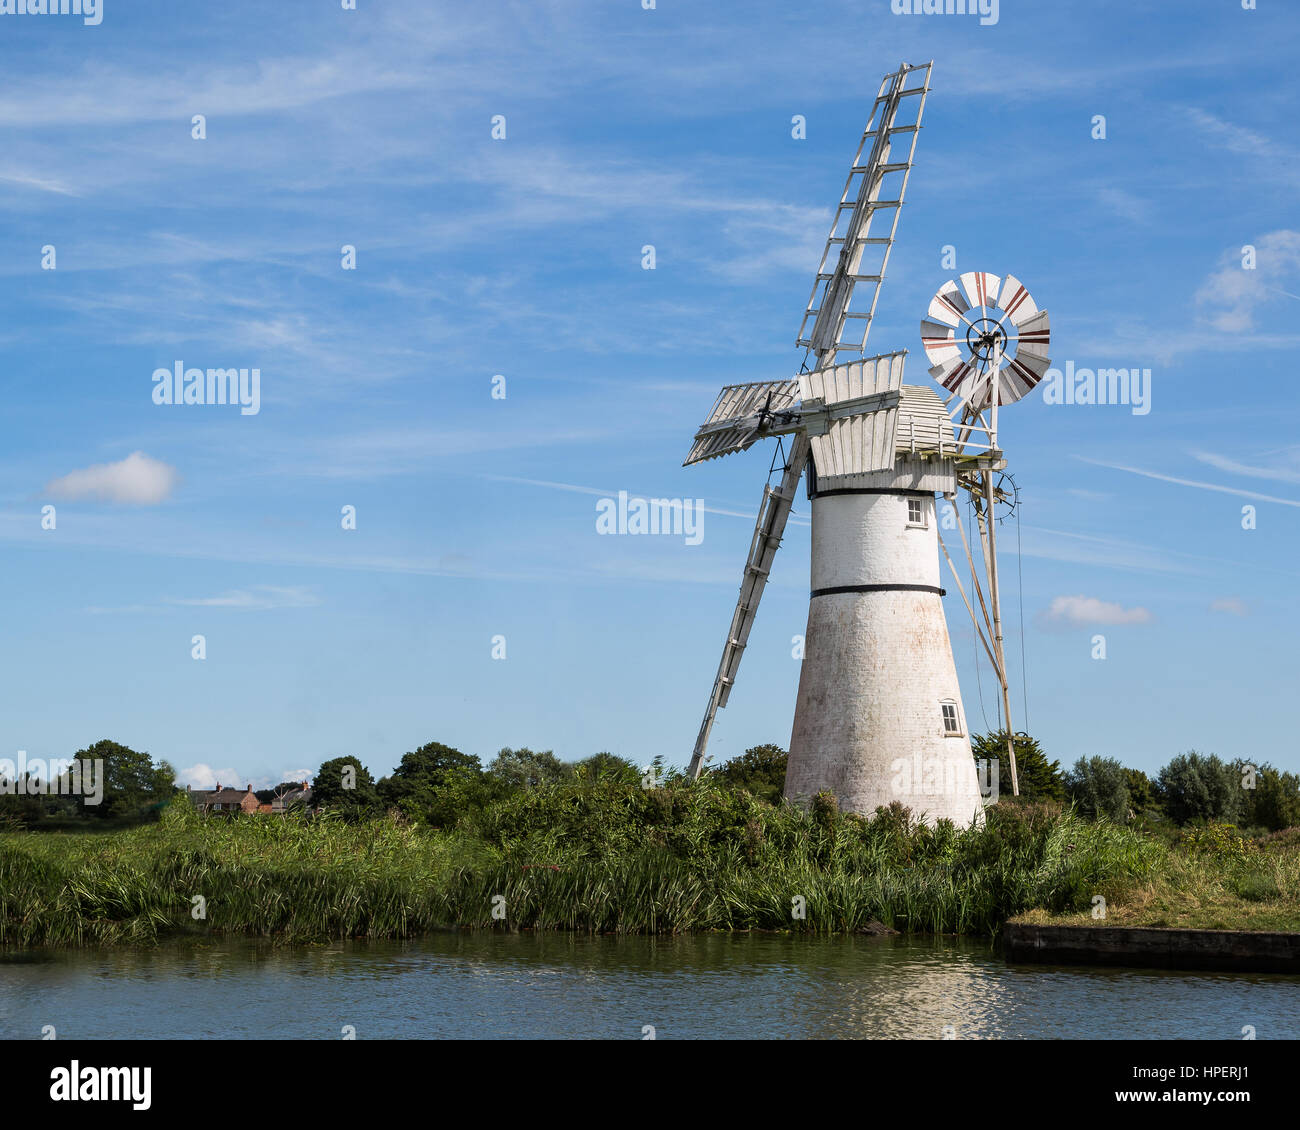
[0,786,1170,947]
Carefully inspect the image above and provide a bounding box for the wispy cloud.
[1210,596,1249,617]
[1194,229,1300,332]
[0,55,432,130]
[1186,110,1300,185]
[86,585,321,615]
[163,585,320,611]
[1192,447,1300,486]
[0,169,79,196]
[1016,525,1196,576]
[1077,457,1300,509]
[482,474,811,526]
[1095,186,1151,224]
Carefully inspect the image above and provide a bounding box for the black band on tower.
[810,488,934,500]
[810,584,946,598]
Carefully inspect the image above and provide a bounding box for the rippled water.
[3,933,1297,1040]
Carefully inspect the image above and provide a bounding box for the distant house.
[187,782,260,815]
[271,782,313,814]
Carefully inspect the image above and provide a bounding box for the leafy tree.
[487,748,572,791]
[571,752,641,785]
[971,730,1064,802]
[0,773,46,827]
[1122,768,1159,821]
[1063,756,1129,822]
[1239,763,1300,832]
[377,741,498,827]
[71,739,175,820]
[1156,752,1240,826]
[716,744,788,806]
[312,756,381,820]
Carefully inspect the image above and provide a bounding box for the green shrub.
[971,730,1065,801]
[1064,756,1130,822]
[1240,764,1300,833]
[714,744,788,806]
[1157,752,1241,826]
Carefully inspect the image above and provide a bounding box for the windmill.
[682,62,1050,826]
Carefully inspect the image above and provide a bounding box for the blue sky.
[1,0,1297,789]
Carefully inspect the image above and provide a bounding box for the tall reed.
[0,788,1168,947]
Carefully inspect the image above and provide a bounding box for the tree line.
[3,732,1297,834]
[972,730,1300,832]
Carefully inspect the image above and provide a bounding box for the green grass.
[0,783,1189,947]
[1012,822,1300,933]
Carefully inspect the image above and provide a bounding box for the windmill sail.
[799,352,907,477]
[683,378,802,466]
[796,62,931,361]
[686,62,932,780]
[688,434,809,777]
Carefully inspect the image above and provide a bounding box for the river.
[3,933,1297,1039]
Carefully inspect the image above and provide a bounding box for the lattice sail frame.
[683,378,802,466]
[796,62,932,362]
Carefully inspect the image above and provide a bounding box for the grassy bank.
[0,781,1180,947]
[1012,826,1300,933]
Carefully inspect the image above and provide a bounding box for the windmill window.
[907,498,926,527]
[941,702,961,735]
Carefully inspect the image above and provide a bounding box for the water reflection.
[1,933,1296,1040]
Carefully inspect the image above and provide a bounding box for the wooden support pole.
[953,489,998,658]
[983,467,1019,797]
[937,529,1002,674]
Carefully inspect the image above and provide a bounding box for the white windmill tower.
[682,62,1051,826]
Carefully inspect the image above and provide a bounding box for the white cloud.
[1194,229,1300,332]
[176,763,243,789]
[44,451,178,505]
[1044,595,1152,626]
[1210,597,1249,617]
[177,763,315,791]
